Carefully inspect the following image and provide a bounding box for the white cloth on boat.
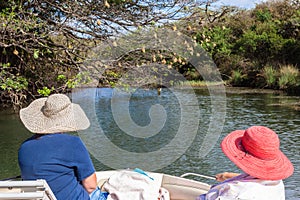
[197,173,285,200]
[158,187,170,200]
[103,170,161,200]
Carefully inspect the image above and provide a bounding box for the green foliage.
[189,0,299,91]
[2,0,201,108]
[262,66,277,87]
[105,71,121,79]
[57,74,67,81]
[229,70,247,86]
[196,26,232,57]
[235,22,285,64]
[278,65,299,89]
[65,72,92,89]
[0,76,28,92]
[1,0,300,108]
[33,50,39,59]
[0,63,28,92]
[254,8,272,22]
[37,87,54,96]
[103,70,122,88]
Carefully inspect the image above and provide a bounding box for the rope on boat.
[180,172,215,180]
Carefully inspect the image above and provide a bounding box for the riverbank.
[1,85,299,112]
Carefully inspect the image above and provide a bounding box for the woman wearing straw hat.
[197,126,294,200]
[18,94,107,200]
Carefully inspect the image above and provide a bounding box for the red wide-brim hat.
[221,126,294,180]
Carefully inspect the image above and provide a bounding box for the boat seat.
[0,179,56,200]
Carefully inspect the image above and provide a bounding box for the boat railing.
[0,179,57,200]
[180,172,215,180]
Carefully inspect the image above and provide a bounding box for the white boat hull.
[0,170,211,200]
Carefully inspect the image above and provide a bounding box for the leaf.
[37,86,52,96]
[13,49,18,55]
[33,50,39,59]
[1,85,7,90]
[104,1,110,8]
[57,74,66,81]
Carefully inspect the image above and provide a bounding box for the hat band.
[42,102,71,117]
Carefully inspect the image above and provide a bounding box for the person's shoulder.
[225,174,284,192]
[212,175,284,199]
[51,134,86,149]
[20,135,36,146]
[50,133,82,142]
[58,133,81,139]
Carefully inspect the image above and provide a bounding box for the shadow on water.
[0,87,299,199]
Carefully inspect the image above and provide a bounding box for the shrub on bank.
[278,65,299,89]
[262,66,277,88]
[228,70,247,86]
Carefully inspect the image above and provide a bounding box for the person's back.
[18,133,95,200]
[197,126,294,200]
[198,174,285,200]
[18,94,107,200]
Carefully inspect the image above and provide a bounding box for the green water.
[0,87,299,199]
[0,112,31,179]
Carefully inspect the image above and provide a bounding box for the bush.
[229,70,247,86]
[262,65,277,87]
[278,65,299,89]
[195,26,233,57]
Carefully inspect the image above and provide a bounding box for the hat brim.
[20,97,90,134]
[221,130,294,180]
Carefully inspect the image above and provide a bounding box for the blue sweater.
[18,133,95,200]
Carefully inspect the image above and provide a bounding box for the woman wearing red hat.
[197,126,294,200]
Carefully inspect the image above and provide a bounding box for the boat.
[0,170,212,200]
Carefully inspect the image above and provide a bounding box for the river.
[0,87,299,199]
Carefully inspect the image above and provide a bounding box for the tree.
[178,0,299,89]
[0,0,210,109]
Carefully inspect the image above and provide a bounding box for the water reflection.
[95,88,180,152]
[0,112,31,179]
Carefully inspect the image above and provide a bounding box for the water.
[0,87,299,199]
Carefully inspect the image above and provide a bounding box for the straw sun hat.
[20,94,90,134]
[221,126,294,180]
